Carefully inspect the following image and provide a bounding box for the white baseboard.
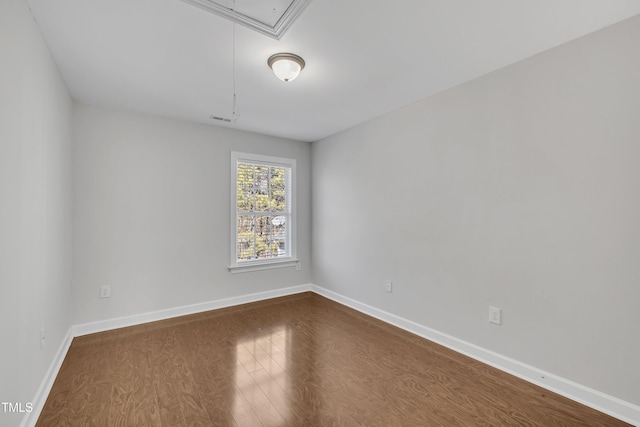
[21,328,74,427]
[23,284,312,427]
[24,283,639,426]
[72,284,312,337]
[311,284,640,426]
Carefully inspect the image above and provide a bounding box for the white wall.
[0,0,73,425]
[72,104,312,324]
[312,15,640,406]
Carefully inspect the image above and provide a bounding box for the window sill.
[228,259,299,274]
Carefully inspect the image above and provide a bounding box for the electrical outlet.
[489,306,502,325]
[385,280,393,293]
[100,285,111,298]
[296,261,301,271]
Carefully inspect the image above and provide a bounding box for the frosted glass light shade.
[268,53,305,82]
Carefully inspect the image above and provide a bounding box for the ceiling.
[26,0,640,142]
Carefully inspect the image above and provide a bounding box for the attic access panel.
[181,0,313,39]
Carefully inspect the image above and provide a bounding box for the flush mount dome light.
[268,53,305,82]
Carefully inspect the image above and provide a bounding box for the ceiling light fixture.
[268,53,305,82]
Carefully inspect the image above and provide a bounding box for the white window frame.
[229,152,298,273]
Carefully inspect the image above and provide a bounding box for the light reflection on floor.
[234,325,291,426]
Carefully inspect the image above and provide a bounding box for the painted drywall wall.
[312,15,640,406]
[72,104,312,324]
[0,0,73,425]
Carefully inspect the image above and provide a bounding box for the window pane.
[271,215,287,256]
[270,167,285,212]
[237,163,254,212]
[257,216,273,258]
[237,216,256,260]
[236,215,288,261]
[254,165,270,212]
[270,188,285,212]
[270,167,285,189]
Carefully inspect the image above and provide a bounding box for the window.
[229,152,297,272]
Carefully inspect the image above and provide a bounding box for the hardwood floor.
[37,292,629,426]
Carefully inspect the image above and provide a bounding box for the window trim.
[228,151,297,273]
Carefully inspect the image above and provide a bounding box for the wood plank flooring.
[37,292,629,426]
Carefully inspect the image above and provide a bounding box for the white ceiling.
[26,0,640,142]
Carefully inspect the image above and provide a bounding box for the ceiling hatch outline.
[180,0,313,39]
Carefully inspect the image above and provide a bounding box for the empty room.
[1,0,639,425]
